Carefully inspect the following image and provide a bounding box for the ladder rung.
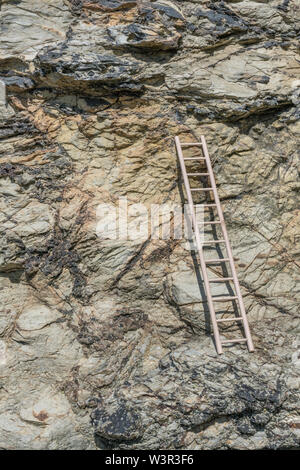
[209,276,233,282]
[212,296,238,301]
[187,173,209,176]
[221,338,247,344]
[216,317,243,323]
[198,221,221,225]
[202,239,225,245]
[191,188,213,191]
[205,258,230,263]
[181,143,203,147]
[184,157,206,160]
[194,203,216,207]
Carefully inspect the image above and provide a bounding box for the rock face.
[0,0,299,450]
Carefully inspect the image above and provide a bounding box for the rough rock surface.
[0,0,299,450]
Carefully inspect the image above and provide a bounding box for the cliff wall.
[0,0,299,449]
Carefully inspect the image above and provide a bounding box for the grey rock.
[0,0,299,451]
[35,49,144,93]
[0,0,73,61]
[107,23,181,50]
[0,76,35,92]
[92,398,143,443]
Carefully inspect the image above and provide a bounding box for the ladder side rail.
[175,136,223,354]
[200,135,254,352]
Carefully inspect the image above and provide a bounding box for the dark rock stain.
[92,400,142,442]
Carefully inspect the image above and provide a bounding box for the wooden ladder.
[175,135,254,354]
